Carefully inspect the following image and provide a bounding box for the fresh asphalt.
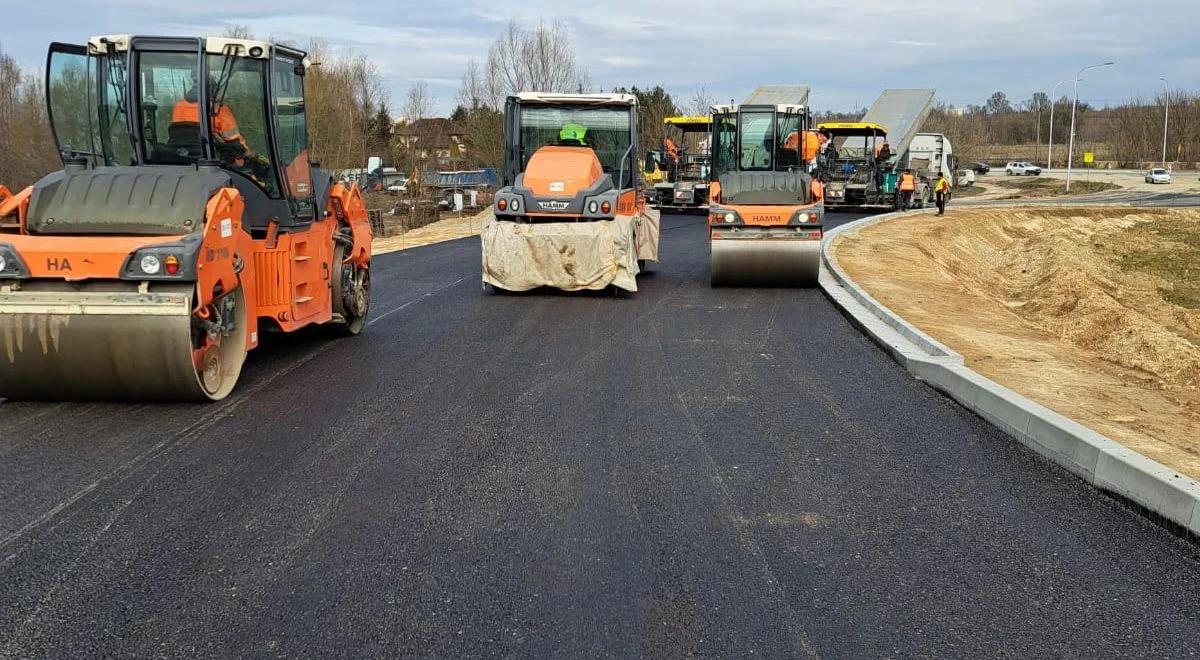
[1,211,1198,658]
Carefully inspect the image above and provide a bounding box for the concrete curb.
[821,208,1200,538]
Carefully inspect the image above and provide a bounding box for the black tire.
[329,241,370,335]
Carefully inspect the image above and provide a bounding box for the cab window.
[138,51,201,164]
[272,53,315,218]
[739,111,774,171]
[204,54,279,196]
[711,113,737,176]
[46,46,99,163]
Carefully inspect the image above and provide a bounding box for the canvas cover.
[481,210,660,292]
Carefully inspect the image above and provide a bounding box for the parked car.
[970,162,991,174]
[1005,161,1042,176]
[1145,168,1172,184]
[956,169,976,186]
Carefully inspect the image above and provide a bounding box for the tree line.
[925,89,1200,166]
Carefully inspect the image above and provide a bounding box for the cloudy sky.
[1,0,1195,115]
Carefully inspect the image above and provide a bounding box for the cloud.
[2,0,1197,114]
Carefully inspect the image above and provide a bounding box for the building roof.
[396,118,465,137]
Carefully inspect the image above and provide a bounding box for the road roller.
[482,93,660,293]
[707,102,825,287]
[0,35,372,401]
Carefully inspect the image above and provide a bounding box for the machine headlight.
[139,254,162,275]
[0,254,6,272]
[511,198,522,212]
[724,212,736,223]
[588,201,599,214]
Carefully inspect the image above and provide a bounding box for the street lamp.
[1066,61,1114,192]
[1160,77,1170,167]
[1046,78,1075,170]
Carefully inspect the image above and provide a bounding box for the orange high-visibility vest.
[664,137,679,162]
[899,173,916,191]
[171,99,248,152]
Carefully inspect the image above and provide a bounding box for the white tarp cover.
[481,211,660,292]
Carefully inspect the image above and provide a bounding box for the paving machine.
[707,102,825,286]
[483,93,660,293]
[817,122,893,209]
[650,115,712,212]
[0,35,372,401]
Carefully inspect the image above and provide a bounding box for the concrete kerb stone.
[821,207,1200,538]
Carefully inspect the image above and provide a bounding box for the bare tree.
[221,24,255,39]
[461,20,591,110]
[0,44,57,189]
[403,81,434,122]
[687,86,717,116]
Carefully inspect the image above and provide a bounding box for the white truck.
[901,133,958,207]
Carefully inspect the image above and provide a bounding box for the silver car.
[1145,168,1172,184]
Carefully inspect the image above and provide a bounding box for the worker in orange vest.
[935,173,951,216]
[898,169,917,211]
[170,76,267,181]
[785,130,826,172]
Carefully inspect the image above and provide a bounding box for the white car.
[1145,168,1171,184]
[1005,161,1042,176]
[956,169,976,186]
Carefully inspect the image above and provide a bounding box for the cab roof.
[664,116,712,131]
[86,35,305,61]
[513,92,637,106]
[818,122,889,136]
[712,103,807,115]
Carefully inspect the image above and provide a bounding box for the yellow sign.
[1083,151,1094,164]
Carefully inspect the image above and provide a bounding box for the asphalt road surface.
[2,212,1198,658]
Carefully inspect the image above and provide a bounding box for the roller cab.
[482,93,660,293]
[707,103,825,287]
[0,35,372,401]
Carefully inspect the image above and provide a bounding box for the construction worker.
[898,169,917,211]
[935,173,951,216]
[875,140,891,162]
[559,122,590,146]
[663,135,680,180]
[171,75,271,189]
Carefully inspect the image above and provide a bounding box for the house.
[395,118,467,166]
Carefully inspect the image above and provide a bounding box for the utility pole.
[1066,62,1114,192]
[1046,79,1073,170]
[1160,77,1170,168]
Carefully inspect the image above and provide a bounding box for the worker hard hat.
[559,123,589,145]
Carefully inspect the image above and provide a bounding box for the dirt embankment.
[834,207,1200,480]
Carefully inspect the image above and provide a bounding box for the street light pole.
[1160,77,1169,167]
[1046,78,1074,170]
[1066,61,1114,192]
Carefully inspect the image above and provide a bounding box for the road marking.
[367,276,468,327]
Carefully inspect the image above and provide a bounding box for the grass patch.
[994,177,1118,198]
[1117,217,1200,309]
[952,184,987,198]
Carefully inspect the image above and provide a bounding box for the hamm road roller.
[0,35,372,401]
[706,101,825,286]
[482,93,660,293]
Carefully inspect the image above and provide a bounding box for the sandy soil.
[961,176,1116,201]
[833,207,1200,480]
[372,209,490,255]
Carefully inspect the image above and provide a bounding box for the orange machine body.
[706,180,825,230]
[518,147,642,220]
[0,182,372,351]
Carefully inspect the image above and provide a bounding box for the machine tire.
[329,241,370,335]
[196,287,250,400]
